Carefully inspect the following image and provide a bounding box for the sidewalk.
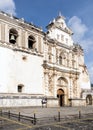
[2,105,93,118]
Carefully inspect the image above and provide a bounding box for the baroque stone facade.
[0,11,92,107]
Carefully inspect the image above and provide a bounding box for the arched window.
[28,35,36,49]
[18,84,24,93]
[59,52,66,66]
[9,28,18,44]
[86,95,92,105]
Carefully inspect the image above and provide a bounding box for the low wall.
[71,99,86,106]
[0,98,42,107]
[47,98,58,107]
[0,95,58,107]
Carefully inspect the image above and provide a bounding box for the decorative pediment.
[47,13,73,35]
[46,13,74,47]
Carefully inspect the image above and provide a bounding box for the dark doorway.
[57,89,64,106]
[86,95,92,105]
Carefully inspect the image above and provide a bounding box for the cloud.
[68,16,88,41]
[68,16,93,83]
[0,0,16,15]
[68,16,93,52]
[87,62,93,84]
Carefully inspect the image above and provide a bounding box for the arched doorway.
[86,95,92,105]
[57,89,64,106]
[57,77,68,106]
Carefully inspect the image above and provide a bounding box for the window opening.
[18,85,23,93]
[28,35,36,49]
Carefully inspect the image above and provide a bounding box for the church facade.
[0,11,92,107]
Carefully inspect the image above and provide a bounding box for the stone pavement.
[3,105,93,118]
[0,106,93,130]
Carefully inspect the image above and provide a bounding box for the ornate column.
[44,71,49,96]
[76,76,79,98]
[53,72,57,98]
[69,73,73,99]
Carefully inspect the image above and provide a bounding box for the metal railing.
[0,110,36,125]
[0,109,93,125]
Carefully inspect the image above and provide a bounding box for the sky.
[0,0,93,83]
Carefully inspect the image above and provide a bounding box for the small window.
[59,56,62,65]
[9,28,18,44]
[18,85,23,93]
[28,35,36,49]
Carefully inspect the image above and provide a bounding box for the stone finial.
[58,11,62,17]
[57,11,65,20]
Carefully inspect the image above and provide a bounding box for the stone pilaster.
[18,29,22,47]
[5,24,8,42]
[21,30,25,47]
[1,23,5,41]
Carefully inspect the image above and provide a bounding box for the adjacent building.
[0,11,92,107]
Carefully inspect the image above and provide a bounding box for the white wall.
[0,47,44,94]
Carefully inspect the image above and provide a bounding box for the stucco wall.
[0,46,44,94]
[0,97,42,107]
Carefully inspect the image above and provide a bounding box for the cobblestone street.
[0,106,93,130]
[0,115,93,130]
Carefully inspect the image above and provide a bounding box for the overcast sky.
[0,0,93,83]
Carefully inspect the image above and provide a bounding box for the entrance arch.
[57,77,68,106]
[86,95,92,105]
[57,89,64,106]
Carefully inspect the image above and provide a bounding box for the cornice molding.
[43,61,80,75]
[0,41,43,57]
